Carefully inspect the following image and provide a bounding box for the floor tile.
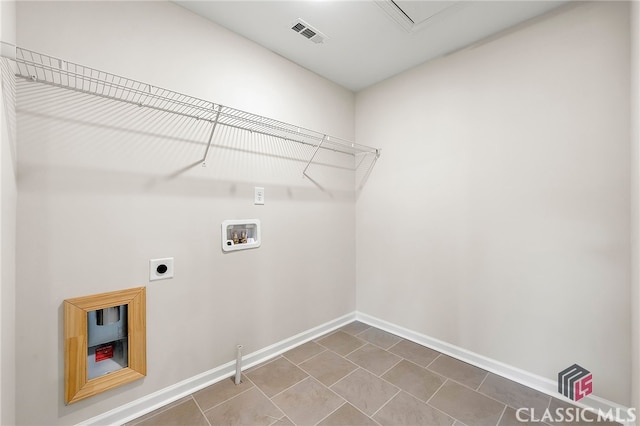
[382,359,446,401]
[317,331,366,356]
[193,375,254,411]
[127,327,584,426]
[430,380,506,426]
[373,391,454,426]
[299,349,359,386]
[204,387,284,426]
[479,373,550,412]
[246,357,308,398]
[339,321,371,336]
[428,355,488,390]
[388,339,441,367]
[331,368,399,416]
[272,377,345,425]
[283,341,326,365]
[346,344,402,376]
[318,402,379,426]
[129,397,208,426]
[358,327,402,350]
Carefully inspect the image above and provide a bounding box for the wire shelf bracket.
[302,135,327,179]
[201,105,222,167]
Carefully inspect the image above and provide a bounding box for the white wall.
[0,1,17,424]
[16,2,356,424]
[631,0,640,415]
[356,1,631,405]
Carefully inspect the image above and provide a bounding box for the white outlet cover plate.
[149,258,174,281]
[254,187,264,205]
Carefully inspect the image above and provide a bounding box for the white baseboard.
[355,311,633,424]
[78,312,356,426]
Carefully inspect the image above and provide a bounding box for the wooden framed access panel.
[64,287,146,404]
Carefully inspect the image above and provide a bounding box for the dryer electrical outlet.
[149,258,174,281]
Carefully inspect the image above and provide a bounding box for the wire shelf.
[13,47,380,159]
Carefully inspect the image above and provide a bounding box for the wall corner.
[631,0,640,417]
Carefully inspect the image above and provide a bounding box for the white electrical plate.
[254,187,265,205]
[149,258,174,281]
[222,219,261,252]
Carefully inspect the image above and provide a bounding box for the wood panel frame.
[64,287,146,404]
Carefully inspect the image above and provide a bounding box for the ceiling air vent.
[291,18,328,44]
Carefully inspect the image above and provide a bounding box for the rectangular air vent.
[301,28,317,39]
[291,18,328,44]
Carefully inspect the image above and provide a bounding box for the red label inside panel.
[95,345,114,362]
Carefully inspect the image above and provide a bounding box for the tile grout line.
[386,338,404,352]
[470,373,555,416]
[266,374,312,401]
[376,356,404,377]
[126,396,195,426]
[304,374,366,425]
[357,335,403,352]
[190,395,213,426]
[387,348,440,369]
[312,401,347,426]
[249,376,288,420]
[474,383,540,413]
[296,355,360,388]
[425,353,442,369]
[371,373,403,398]
[425,378,449,405]
[350,326,372,337]
[316,332,368,358]
[324,397,385,426]
[340,341,368,358]
[423,355,491,393]
[426,399,462,425]
[370,414,385,426]
[285,347,328,367]
[367,339,403,352]
[245,355,283,374]
[328,366,365,389]
[340,347,453,411]
[475,371,490,391]
[424,379,474,425]
[494,404,508,426]
[422,362,490,394]
[266,413,287,426]
[199,377,256,414]
[369,388,403,419]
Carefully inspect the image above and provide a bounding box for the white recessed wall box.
[222,219,261,252]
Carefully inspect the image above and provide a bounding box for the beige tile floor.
[127,322,614,426]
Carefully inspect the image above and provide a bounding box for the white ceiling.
[174,0,568,92]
